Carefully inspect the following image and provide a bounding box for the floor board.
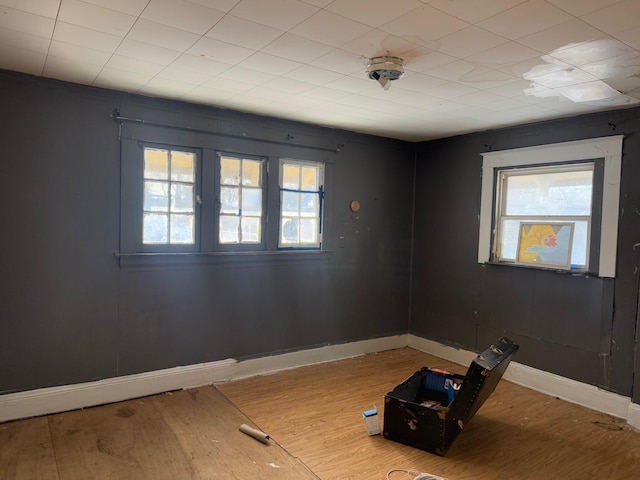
[0,417,58,480]
[218,347,640,480]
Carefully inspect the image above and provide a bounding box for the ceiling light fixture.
[366,56,405,90]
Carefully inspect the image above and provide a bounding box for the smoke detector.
[366,56,405,90]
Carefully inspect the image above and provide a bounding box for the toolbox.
[383,337,519,455]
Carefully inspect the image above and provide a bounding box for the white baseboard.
[0,334,408,423]
[2,333,638,428]
[407,334,633,421]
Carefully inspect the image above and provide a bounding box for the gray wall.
[2,68,639,406]
[411,108,640,401]
[0,70,414,394]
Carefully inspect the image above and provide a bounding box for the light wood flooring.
[3,347,640,479]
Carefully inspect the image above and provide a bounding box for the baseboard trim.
[408,334,633,421]
[0,334,408,423]
[2,333,638,428]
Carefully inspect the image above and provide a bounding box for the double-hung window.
[478,136,623,277]
[279,159,324,249]
[494,163,595,270]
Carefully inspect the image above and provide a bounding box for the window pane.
[281,218,299,244]
[170,214,194,244]
[300,193,317,217]
[299,219,317,243]
[144,149,168,180]
[170,184,194,213]
[242,189,262,216]
[282,191,299,216]
[242,160,261,186]
[219,215,239,243]
[220,186,239,214]
[505,169,593,216]
[221,157,240,185]
[301,166,318,191]
[171,151,194,182]
[283,164,300,189]
[144,181,169,212]
[499,218,588,267]
[241,217,261,243]
[143,213,168,243]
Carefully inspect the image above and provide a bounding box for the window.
[141,146,199,249]
[478,136,623,277]
[494,163,595,270]
[120,134,328,259]
[218,154,265,245]
[279,159,324,249]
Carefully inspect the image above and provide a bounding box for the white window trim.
[478,135,623,278]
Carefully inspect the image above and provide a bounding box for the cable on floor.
[386,468,448,480]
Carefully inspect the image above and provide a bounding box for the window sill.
[482,261,594,277]
[115,249,333,267]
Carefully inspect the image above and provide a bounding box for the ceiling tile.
[0,44,45,74]
[0,0,60,18]
[546,0,624,17]
[547,39,635,67]
[391,71,449,91]
[308,48,364,75]
[324,75,378,93]
[284,64,345,86]
[478,0,574,40]
[427,26,510,59]
[42,56,103,83]
[170,53,233,75]
[0,26,50,54]
[581,0,640,35]
[299,86,350,101]
[94,67,152,91]
[140,77,196,96]
[52,22,122,53]
[116,38,183,64]
[455,90,509,106]
[580,51,640,80]
[229,0,319,30]
[340,29,422,58]
[80,0,150,16]
[140,0,225,35]
[58,0,136,37]
[403,47,458,73]
[238,51,301,75]
[205,15,283,50]
[186,0,243,13]
[466,42,542,69]
[262,33,333,63]
[181,85,236,104]
[425,82,481,99]
[262,76,316,94]
[616,26,640,51]
[291,10,372,47]
[217,65,277,85]
[48,40,112,66]
[187,37,255,64]
[0,5,54,38]
[516,19,608,54]
[127,18,201,51]
[325,0,423,28]
[201,76,255,93]
[379,4,468,45]
[156,65,211,85]
[428,0,528,23]
[106,54,165,76]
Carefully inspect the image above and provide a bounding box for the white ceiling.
[1,0,639,142]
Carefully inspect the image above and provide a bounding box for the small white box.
[362,406,381,435]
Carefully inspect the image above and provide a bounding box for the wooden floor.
[3,347,640,479]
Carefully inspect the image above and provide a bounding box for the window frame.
[136,142,202,254]
[215,152,268,252]
[278,158,325,250]
[478,136,623,278]
[493,162,598,271]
